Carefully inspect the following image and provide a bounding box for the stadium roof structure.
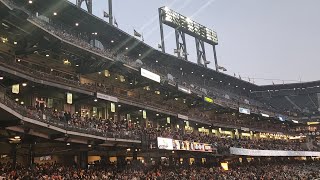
[11,0,259,91]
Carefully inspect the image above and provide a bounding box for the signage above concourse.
[140,68,161,83]
[96,92,118,102]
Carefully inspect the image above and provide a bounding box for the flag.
[114,18,118,27]
[134,29,142,37]
[103,11,109,18]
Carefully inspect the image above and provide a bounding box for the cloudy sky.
[69,0,320,85]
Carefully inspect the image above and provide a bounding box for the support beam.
[195,38,209,67]
[108,0,113,25]
[175,30,188,60]
[76,0,93,14]
[158,8,166,53]
[213,45,219,71]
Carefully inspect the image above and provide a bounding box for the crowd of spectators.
[0,160,320,179]
[0,55,295,135]
[0,93,315,153]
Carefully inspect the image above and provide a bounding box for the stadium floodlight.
[159,7,218,45]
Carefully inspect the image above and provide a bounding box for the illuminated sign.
[239,107,250,115]
[157,137,173,150]
[221,162,229,171]
[204,97,214,103]
[143,110,147,119]
[12,84,19,94]
[278,116,285,122]
[110,102,115,113]
[307,122,320,125]
[157,137,214,153]
[261,113,269,117]
[141,68,161,83]
[66,93,72,104]
[178,85,191,94]
[96,92,118,102]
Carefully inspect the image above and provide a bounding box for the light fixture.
[13,41,17,45]
[46,54,49,57]
[14,136,20,139]
[50,69,53,72]
[66,143,70,146]
[191,72,193,74]
[155,60,158,63]
[94,99,97,102]
[22,83,27,87]
[0,76,3,80]
[28,0,32,4]
[75,23,79,26]
[156,114,159,116]
[125,47,128,50]
[139,54,141,56]
[75,64,79,67]
[118,104,121,107]
[88,144,92,148]
[17,59,21,62]
[111,40,114,43]
[53,12,57,16]
[98,72,101,74]
[130,82,133,85]
[201,74,204,77]
[20,101,24,105]
[15,98,19,102]
[139,110,142,112]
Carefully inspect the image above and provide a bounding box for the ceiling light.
[75,23,79,26]
[118,104,121,107]
[15,98,19,102]
[88,144,92,147]
[14,136,20,139]
[94,99,97,102]
[75,64,79,67]
[22,83,27,87]
[111,40,114,43]
[139,54,141,56]
[66,143,70,146]
[17,59,21,62]
[53,12,57,16]
[191,72,193,74]
[155,60,158,63]
[28,0,32,4]
[20,101,24,105]
[156,114,159,116]
[0,76,3,80]
[125,47,128,50]
[13,41,17,45]
[46,54,49,57]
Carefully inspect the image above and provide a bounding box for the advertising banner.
[157,137,214,153]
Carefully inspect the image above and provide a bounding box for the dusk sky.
[69,0,320,85]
